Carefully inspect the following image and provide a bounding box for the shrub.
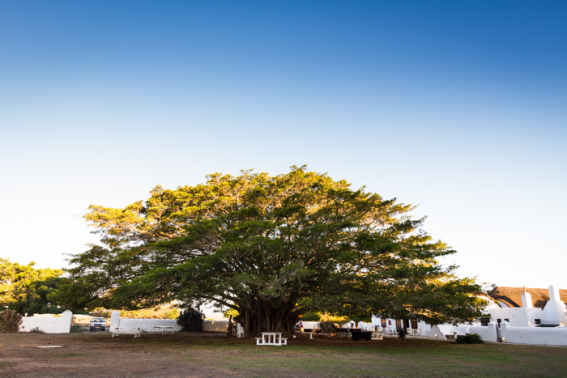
[302,312,321,321]
[456,333,484,344]
[0,310,22,333]
[398,328,407,340]
[177,307,204,332]
[319,321,338,333]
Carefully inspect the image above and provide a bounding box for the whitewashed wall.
[460,322,498,342]
[500,322,567,346]
[301,321,321,331]
[111,318,182,332]
[426,321,567,346]
[19,310,73,333]
[427,325,453,340]
[109,311,228,333]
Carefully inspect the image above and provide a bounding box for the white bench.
[256,332,287,346]
[111,327,141,338]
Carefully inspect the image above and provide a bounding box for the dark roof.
[489,287,567,309]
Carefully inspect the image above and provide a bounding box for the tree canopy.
[0,258,66,315]
[65,166,485,334]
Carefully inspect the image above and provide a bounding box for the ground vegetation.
[0,309,22,332]
[1,333,566,377]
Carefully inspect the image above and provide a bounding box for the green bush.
[177,307,204,332]
[456,333,484,344]
[319,321,338,333]
[302,312,321,321]
[0,309,22,333]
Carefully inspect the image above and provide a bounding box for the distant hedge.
[456,333,484,344]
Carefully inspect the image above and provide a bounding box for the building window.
[411,319,418,329]
[480,318,489,326]
[497,319,502,325]
[504,319,510,323]
[381,318,387,327]
[535,319,541,325]
[403,319,410,329]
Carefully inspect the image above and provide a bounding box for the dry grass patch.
[0,333,566,377]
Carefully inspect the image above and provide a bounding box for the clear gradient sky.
[1,1,566,288]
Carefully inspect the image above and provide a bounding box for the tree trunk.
[239,299,298,336]
[226,315,233,337]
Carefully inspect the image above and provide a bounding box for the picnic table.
[256,332,288,346]
[151,326,175,334]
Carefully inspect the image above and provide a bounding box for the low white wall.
[463,323,498,342]
[19,310,73,333]
[427,325,450,340]
[109,311,228,333]
[302,321,321,330]
[113,318,182,332]
[501,323,567,346]
[427,323,498,342]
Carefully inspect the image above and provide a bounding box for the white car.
[90,317,106,331]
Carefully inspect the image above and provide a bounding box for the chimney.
[521,287,533,308]
[549,285,561,302]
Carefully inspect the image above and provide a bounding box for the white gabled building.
[359,285,567,340]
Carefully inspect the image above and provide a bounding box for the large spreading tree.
[64,166,485,334]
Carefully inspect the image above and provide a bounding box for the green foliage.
[0,258,67,315]
[456,333,485,344]
[65,166,486,334]
[89,308,113,318]
[177,307,204,332]
[167,307,180,319]
[319,313,348,323]
[301,312,321,321]
[118,304,179,319]
[0,309,22,333]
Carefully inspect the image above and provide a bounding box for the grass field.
[1,332,566,377]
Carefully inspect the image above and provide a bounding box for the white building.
[359,285,567,339]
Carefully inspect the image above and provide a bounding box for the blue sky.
[0,0,566,288]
